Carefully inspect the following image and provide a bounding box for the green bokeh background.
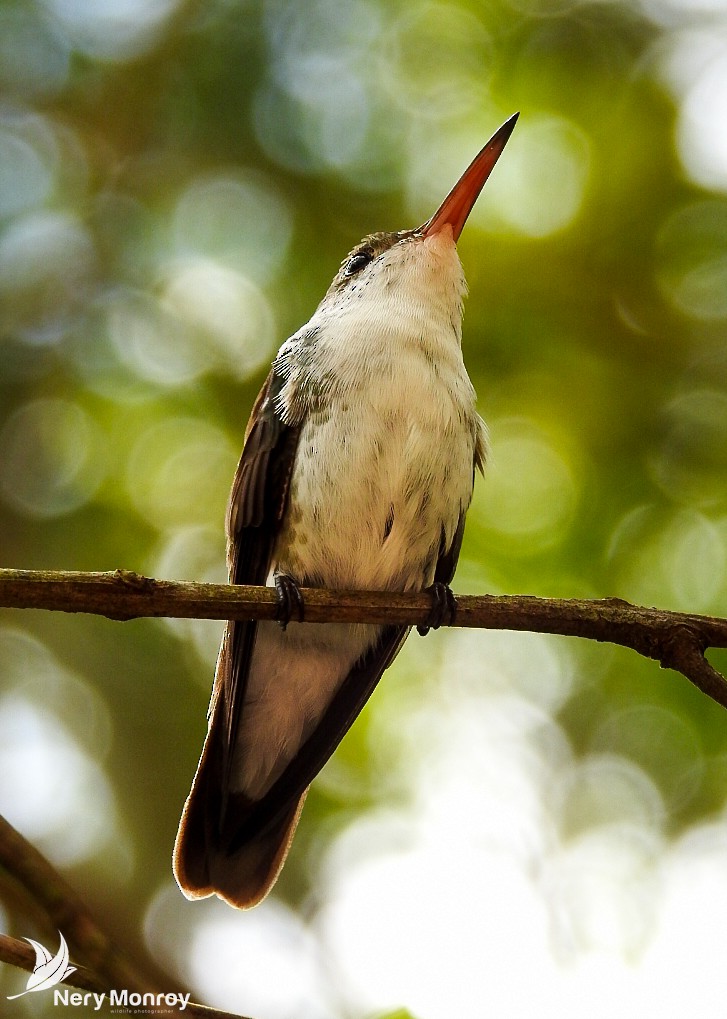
[1,0,727,1016]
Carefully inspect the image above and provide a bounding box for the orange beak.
[418,113,519,241]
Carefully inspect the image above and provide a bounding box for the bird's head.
[320,113,519,329]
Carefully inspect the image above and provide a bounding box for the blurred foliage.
[1,0,727,1016]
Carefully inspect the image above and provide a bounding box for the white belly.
[275,374,477,592]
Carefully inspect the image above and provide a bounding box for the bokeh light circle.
[0,398,106,518]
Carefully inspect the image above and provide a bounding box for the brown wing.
[222,370,299,762]
[173,368,300,900]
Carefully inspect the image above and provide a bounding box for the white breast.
[273,229,485,592]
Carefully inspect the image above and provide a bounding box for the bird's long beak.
[418,113,519,242]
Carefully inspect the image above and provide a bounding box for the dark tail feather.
[174,623,408,908]
[173,716,307,910]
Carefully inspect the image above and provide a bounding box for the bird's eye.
[344,251,372,276]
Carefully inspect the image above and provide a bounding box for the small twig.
[660,625,727,704]
[0,568,726,708]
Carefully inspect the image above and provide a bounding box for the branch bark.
[0,568,726,708]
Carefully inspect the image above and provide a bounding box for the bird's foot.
[417,582,457,636]
[274,573,305,630]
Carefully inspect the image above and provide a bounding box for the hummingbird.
[173,113,519,908]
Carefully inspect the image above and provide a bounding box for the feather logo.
[7,931,76,999]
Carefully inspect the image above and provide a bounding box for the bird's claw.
[274,573,305,630]
[417,582,457,636]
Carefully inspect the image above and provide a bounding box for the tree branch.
[0,568,726,708]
